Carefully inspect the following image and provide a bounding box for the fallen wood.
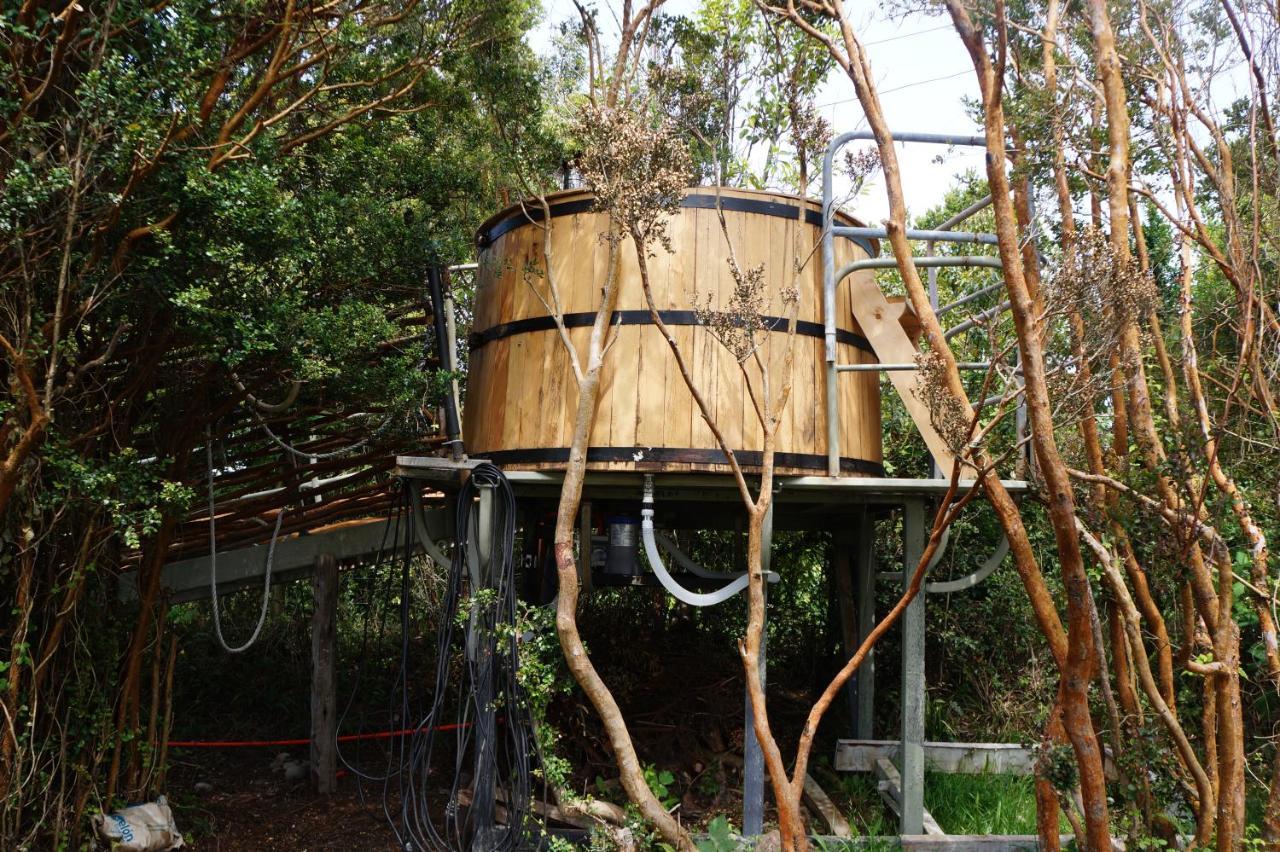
[801,773,851,838]
[874,757,945,836]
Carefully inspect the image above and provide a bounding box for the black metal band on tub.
[474,447,885,477]
[468,309,874,354]
[477,193,878,257]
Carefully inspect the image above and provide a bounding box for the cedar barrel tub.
[463,187,883,477]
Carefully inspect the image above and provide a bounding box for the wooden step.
[846,276,962,472]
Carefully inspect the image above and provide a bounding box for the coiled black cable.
[396,463,535,851]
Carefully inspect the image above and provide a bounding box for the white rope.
[206,433,285,654]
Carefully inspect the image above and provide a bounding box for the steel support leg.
[899,499,927,835]
[743,504,773,837]
[471,485,501,850]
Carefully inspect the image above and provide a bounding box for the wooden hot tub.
[463,187,883,477]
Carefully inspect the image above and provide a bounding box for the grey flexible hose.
[206,435,285,654]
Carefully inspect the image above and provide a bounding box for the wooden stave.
[464,187,883,476]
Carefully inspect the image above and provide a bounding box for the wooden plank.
[846,269,958,471]
[802,773,851,838]
[835,740,1036,775]
[662,325,694,467]
[773,210,799,458]
[607,324,641,449]
[310,553,338,795]
[502,334,529,451]
[518,325,548,450]
[688,209,717,451]
[634,326,667,449]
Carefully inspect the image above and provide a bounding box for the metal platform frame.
[394,458,1030,840]
[146,135,1035,841]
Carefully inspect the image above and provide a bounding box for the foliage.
[0,0,552,843]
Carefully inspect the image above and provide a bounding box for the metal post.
[427,266,464,460]
[743,502,773,837]
[899,500,927,835]
[855,510,877,740]
[822,137,846,477]
[471,485,499,850]
[1016,195,1036,477]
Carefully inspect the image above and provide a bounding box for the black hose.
[396,463,534,851]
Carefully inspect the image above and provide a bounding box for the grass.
[831,769,1057,839]
[923,772,1045,835]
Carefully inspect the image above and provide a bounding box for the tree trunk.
[549,227,693,850]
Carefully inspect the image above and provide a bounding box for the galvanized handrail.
[833,226,998,245]
[822,132,1022,478]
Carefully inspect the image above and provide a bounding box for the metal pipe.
[820,130,992,477]
[938,282,1005,316]
[944,300,1012,340]
[934,195,993,231]
[655,532,777,583]
[926,535,1008,594]
[836,361,993,373]
[441,267,463,453]
[972,393,1007,410]
[823,134,852,477]
[427,266,464,460]
[833,226,998,245]
[835,255,1002,284]
[836,130,986,147]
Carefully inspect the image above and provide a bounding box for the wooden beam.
[898,836,1076,850]
[846,271,959,471]
[855,512,877,740]
[835,740,1035,775]
[118,509,451,604]
[310,553,338,795]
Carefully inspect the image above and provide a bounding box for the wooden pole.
[310,553,338,795]
[855,510,877,740]
[833,526,858,734]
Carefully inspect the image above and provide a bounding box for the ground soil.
[167,749,402,850]
[160,604,850,848]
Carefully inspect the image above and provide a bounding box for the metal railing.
[821,131,1028,478]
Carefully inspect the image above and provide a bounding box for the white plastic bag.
[93,795,184,851]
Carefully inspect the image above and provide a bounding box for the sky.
[526,1,1254,227]
[527,2,998,225]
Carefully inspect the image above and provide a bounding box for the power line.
[863,23,952,47]
[818,68,974,110]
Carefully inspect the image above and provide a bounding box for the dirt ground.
[166,749,402,850]
[158,631,836,848]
